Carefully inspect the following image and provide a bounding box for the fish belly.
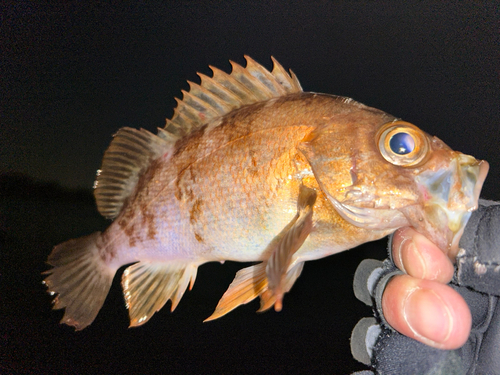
[101,184,300,267]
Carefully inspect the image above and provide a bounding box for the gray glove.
[351,200,500,375]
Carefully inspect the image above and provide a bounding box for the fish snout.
[417,153,489,256]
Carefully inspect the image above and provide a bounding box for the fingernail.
[404,241,427,278]
[396,236,408,273]
[404,288,453,345]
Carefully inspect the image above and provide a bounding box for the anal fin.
[122,261,198,327]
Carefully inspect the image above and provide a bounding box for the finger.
[392,227,454,283]
[382,274,471,350]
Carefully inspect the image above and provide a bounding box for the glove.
[350,201,500,375]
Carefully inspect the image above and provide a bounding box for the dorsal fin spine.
[197,72,243,106]
[163,56,302,137]
[229,61,275,100]
[187,80,234,114]
[244,55,287,96]
[210,65,259,102]
[181,89,220,118]
[157,127,180,142]
[173,97,200,124]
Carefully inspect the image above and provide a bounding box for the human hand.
[352,202,500,374]
[382,227,471,350]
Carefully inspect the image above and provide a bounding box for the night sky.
[1,2,499,374]
[2,2,499,196]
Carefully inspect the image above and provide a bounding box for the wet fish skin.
[43,56,488,330]
[107,93,395,265]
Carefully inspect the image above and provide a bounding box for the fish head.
[376,121,489,258]
[300,101,489,259]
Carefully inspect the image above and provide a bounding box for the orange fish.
[44,56,489,330]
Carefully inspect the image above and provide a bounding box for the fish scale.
[182,126,311,260]
[44,56,488,330]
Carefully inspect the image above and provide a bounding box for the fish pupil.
[389,132,415,155]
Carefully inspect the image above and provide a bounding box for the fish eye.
[389,132,415,155]
[377,121,429,167]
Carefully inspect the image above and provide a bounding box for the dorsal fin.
[94,127,170,219]
[94,57,302,219]
[164,55,302,138]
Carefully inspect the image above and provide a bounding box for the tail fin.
[43,232,116,330]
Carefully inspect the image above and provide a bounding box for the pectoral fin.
[265,185,316,311]
[205,185,317,321]
[259,262,304,312]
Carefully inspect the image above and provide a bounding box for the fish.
[43,56,489,330]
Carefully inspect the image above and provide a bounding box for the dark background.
[1,2,498,374]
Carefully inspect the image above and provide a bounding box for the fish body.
[44,57,488,329]
[105,93,394,265]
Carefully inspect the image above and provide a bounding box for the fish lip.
[415,157,489,258]
[448,159,489,257]
[472,160,490,209]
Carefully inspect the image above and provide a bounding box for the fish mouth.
[410,154,489,258]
